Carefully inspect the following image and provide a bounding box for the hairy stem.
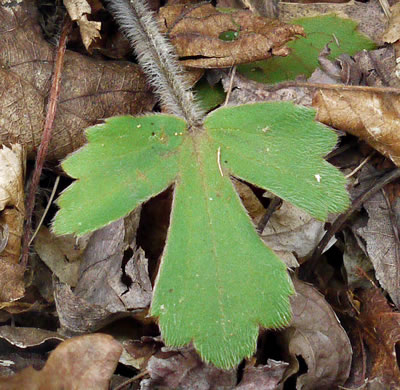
[107,0,204,128]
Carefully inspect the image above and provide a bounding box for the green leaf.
[237,15,376,84]
[194,78,226,112]
[53,102,349,368]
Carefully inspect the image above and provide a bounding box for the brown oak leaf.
[0,0,154,161]
[159,3,304,68]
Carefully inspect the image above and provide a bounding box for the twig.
[262,80,400,95]
[20,17,72,267]
[28,176,60,245]
[257,196,282,233]
[301,167,400,280]
[112,370,149,390]
[224,66,236,106]
[345,152,375,179]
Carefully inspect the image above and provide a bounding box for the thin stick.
[262,80,400,95]
[217,147,223,177]
[112,370,149,390]
[301,168,400,280]
[20,18,72,267]
[224,66,236,106]
[29,176,60,245]
[345,152,375,179]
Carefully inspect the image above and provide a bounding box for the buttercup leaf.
[53,102,349,368]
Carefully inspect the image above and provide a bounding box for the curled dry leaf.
[140,348,236,390]
[235,360,288,390]
[0,334,122,390]
[0,145,25,303]
[54,211,152,333]
[63,0,101,51]
[284,278,352,389]
[353,165,400,308]
[0,0,154,161]
[314,89,400,167]
[159,3,304,68]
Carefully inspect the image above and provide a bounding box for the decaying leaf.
[355,289,400,387]
[261,195,335,259]
[352,165,400,307]
[54,211,151,333]
[0,334,122,390]
[314,89,400,167]
[284,278,352,389]
[140,348,236,390]
[0,145,25,303]
[34,227,88,287]
[63,0,101,51]
[382,3,400,44]
[159,3,304,68]
[235,360,288,390]
[0,0,154,161]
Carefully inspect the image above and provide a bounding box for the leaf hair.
[106,0,204,128]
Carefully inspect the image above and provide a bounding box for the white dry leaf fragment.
[0,144,25,264]
[261,194,335,259]
[63,0,101,51]
[285,278,352,389]
[0,144,25,212]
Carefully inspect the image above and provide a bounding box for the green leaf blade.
[205,102,349,220]
[237,15,376,84]
[151,134,293,369]
[53,115,186,236]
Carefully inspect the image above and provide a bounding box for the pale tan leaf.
[0,334,122,390]
[313,89,400,167]
[63,0,101,51]
[0,145,25,302]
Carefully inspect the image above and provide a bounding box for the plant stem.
[106,0,204,129]
[20,17,72,267]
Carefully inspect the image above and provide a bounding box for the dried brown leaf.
[64,0,101,51]
[0,0,154,161]
[0,326,64,348]
[54,211,151,333]
[0,146,25,303]
[382,3,400,43]
[355,289,400,387]
[353,165,400,307]
[140,348,236,390]
[34,227,88,287]
[284,278,352,389]
[314,89,400,167]
[235,360,288,390]
[0,333,122,390]
[159,4,304,68]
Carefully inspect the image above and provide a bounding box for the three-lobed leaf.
[53,102,349,368]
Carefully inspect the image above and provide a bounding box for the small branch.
[263,81,400,95]
[112,370,149,390]
[20,17,72,267]
[257,196,282,233]
[301,167,400,280]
